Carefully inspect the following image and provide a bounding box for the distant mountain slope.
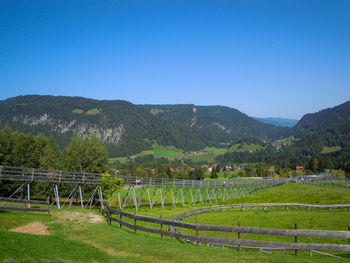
[0,96,287,157]
[294,101,350,132]
[253,117,298,127]
[285,122,350,156]
[3,95,347,159]
[0,95,204,157]
[139,104,285,145]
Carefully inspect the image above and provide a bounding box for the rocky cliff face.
[13,113,125,145]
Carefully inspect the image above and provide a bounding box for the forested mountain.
[217,122,350,169]
[0,96,204,156]
[253,117,298,127]
[0,95,283,157]
[139,104,285,145]
[294,101,350,132]
[1,95,349,161]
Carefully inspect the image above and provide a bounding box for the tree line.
[0,126,108,173]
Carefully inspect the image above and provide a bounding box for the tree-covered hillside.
[139,104,285,146]
[0,96,204,156]
[294,100,350,132]
[1,95,349,164]
[216,122,350,172]
[0,96,287,157]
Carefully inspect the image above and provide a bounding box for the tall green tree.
[0,126,15,166]
[82,135,109,173]
[192,167,204,180]
[210,168,218,179]
[255,162,269,177]
[12,132,47,168]
[63,135,108,173]
[39,138,62,170]
[63,137,85,172]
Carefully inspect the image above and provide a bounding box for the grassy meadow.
[109,144,252,164]
[1,183,350,262]
[228,143,265,152]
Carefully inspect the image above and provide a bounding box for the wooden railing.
[102,203,350,253]
[170,203,350,222]
[0,197,50,215]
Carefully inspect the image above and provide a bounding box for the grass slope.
[228,143,265,152]
[321,146,342,154]
[109,142,266,164]
[0,208,341,263]
[1,183,349,262]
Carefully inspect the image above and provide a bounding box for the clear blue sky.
[1,0,349,119]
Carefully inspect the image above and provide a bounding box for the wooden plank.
[109,207,199,230]
[170,233,350,252]
[197,225,350,238]
[0,206,49,213]
[0,197,48,205]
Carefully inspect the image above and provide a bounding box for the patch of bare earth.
[57,211,103,224]
[10,221,49,235]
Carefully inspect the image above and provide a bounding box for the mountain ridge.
[0,95,282,157]
[1,95,349,159]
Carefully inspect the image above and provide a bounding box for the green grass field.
[321,146,342,154]
[2,208,339,263]
[228,143,265,152]
[109,144,263,165]
[109,144,216,164]
[2,183,349,262]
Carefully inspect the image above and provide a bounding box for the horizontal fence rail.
[0,196,50,215]
[102,203,350,253]
[170,203,350,221]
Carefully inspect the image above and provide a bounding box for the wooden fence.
[0,197,50,215]
[102,203,350,253]
[170,203,350,222]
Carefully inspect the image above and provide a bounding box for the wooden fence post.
[120,213,122,229]
[134,211,137,234]
[196,218,199,238]
[108,208,111,225]
[295,223,298,255]
[160,215,163,239]
[237,221,241,251]
[348,226,350,245]
[47,197,50,216]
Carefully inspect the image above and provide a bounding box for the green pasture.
[120,183,350,258]
[228,143,265,152]
[321,146,342,154]
[153,144,183,158]
[1,182,349,262]
[109,144,261,164]
[0,208,336,263]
